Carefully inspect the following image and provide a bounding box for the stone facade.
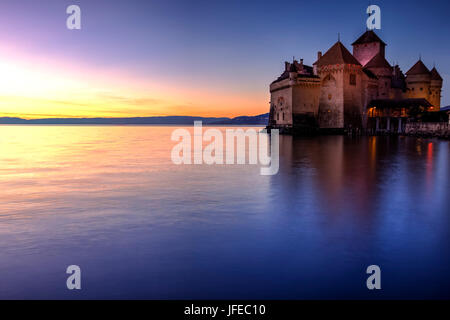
[268,30,443,131]
[269,60,320,130]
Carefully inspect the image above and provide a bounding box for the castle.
[268,30,443,133]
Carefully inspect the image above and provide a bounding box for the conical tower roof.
[364,52,392,69]
[430,67,443,81]
[352,30,386,46]
[406,60,430,76]
[315,41,361,67]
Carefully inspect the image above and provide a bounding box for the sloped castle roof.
[271,60,318,85]
[430,67,443,81]
[364,52,392,69]
[314,41,361,67]
[406,60,430,76]
[352,30,386,46]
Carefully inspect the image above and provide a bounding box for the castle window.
[282,113,285,121]
[277,113,279,121]
[350,74,356,85]
[420,87,423,91]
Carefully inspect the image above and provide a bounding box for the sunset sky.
[0,0,448,119]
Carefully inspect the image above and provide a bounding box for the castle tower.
[269,59,321,129]
[352,30,386,66]
[390,65,406,100]
[364,52,393,98]
[429,67,443,110]
[314,41,363,129]
[405,60,431,104]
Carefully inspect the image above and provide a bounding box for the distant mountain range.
[441,106,450,111]
[0,113,269,125]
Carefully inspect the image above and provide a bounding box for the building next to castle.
[268,30,443,133]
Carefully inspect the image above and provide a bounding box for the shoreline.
[266,123,450,140]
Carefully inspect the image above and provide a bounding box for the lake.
[0,126,448,299]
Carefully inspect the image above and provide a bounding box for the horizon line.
[0,113,269,120]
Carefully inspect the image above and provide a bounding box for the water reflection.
[0,126,448,299]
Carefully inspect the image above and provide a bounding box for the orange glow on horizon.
[0,46,267,120]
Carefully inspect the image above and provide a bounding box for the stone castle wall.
[318,66,344,128]
[292,81,320,116]
[270,81,293,126]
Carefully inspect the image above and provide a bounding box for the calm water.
[0,126,448,299]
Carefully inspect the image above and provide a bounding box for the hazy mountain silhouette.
[0,114,269,125]
[208,113,269,124]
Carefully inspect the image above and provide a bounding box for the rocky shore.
[405,122,450,140]
[266,122,450,140]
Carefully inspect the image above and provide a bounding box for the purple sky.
[0,0,448,118]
